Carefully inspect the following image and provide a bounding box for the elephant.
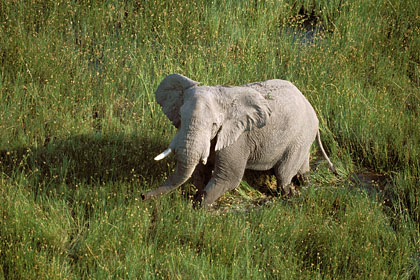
[142,74,337,207]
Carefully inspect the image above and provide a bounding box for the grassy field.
[1,0,419,279]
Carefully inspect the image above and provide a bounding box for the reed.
[1,0,419,278]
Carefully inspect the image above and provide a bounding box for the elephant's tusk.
[154,148,172,161]
[201,157,207,165]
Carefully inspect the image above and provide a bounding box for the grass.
[1,0,419,279]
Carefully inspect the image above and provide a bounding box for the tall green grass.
[1,0,419,279]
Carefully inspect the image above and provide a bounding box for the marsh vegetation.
[1,0,419,278]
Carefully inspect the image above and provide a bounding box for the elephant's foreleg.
[201,149,249,207]
[201,176,243,207]
[191,140,216,204]
[191,162,214,198]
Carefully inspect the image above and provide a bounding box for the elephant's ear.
[155,74,200,128]
[215,88,272,151]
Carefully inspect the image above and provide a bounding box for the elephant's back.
[247,79,316,121]
[246,79,311,108]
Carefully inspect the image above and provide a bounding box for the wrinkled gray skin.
[142,74,336,207]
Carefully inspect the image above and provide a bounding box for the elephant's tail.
[316,131,338,175]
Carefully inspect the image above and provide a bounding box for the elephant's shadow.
[1,133,327,202]
[241,151,335,197]
[242,169,307,197]
[0,133,172,197]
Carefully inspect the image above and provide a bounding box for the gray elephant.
[142,74,336,207]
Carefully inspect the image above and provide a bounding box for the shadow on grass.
[0,133,403,217]
[0,133,172,196]
[0,132,297,205]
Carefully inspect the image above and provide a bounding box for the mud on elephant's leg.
[279,182,297,197]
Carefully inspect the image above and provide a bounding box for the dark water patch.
[285,3,327,46]
[286,25,325,46]
[351,171,391,193]
[350,171,393,207]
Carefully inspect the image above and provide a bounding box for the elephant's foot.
[200,179,227,208]
[280,183,297,197]
[141,185,178,200]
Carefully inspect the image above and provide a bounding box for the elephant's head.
[154,73,272,186]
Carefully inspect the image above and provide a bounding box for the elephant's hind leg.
[275,148,308,197]
[295,154,311,185]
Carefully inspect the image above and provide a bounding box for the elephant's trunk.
[142,157,199,200]
[170,121,211,167]
[143,119,211,200]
